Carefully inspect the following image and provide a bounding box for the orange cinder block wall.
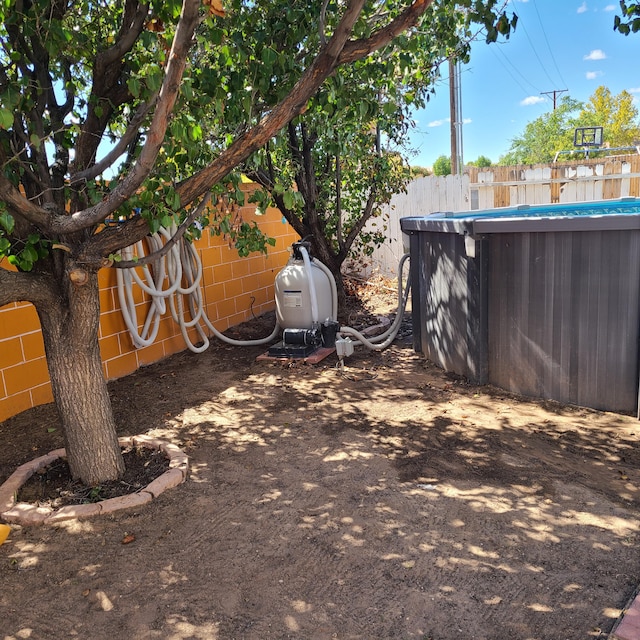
[0,194,298,422]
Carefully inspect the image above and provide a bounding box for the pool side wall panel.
[408,231,488,382]
[488,229,640,413]
[403,211,640,415]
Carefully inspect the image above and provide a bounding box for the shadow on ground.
[1,310,639,640]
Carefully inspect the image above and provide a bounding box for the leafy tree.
[467,155,492,167]
[411,166,432,178]
[614,1,640,34]
[0,0,516,485]
[500,87,640,165]
[432,155,452,175]
[220,2,517,308]
[499,96,581,165]
[579,86,640,148]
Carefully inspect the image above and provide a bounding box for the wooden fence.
[354,154,640,277]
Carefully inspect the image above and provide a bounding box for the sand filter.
[270,241,338,357]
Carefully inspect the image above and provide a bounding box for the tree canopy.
[234,0,514,303]
[467,155,492,168]
[432,154,452,175]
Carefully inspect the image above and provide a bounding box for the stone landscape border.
[0,436,189,525]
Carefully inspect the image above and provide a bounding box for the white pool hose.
[117,228,408,356]
[298,244,320,324]
[117,223,280,353]
[337,253,411,351]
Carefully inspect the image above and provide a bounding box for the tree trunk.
[37,267,125,485]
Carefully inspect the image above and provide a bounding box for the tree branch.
[110,193,212,269]
[338,0,432,65]
[341,183,378,259]
[0,267,59,308]
[176,0,369,207]
[69,92,159,185]
[49,0,201,234]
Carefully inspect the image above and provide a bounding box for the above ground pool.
[400,197,640,415]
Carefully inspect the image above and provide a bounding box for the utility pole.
[449,59,463,174]
[449,59,458,175]
[541,89,568,110]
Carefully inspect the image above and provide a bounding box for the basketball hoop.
[574,126,603,148]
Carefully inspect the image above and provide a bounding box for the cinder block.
[46,502,103,523]
[2,503,50,525]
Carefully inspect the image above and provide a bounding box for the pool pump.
[268,241,339,358]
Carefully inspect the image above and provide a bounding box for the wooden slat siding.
[487,229,640,413]
[476,170,494,210]
[408,231,423,354]
[407,230,487,382]
[416,232,469,376]
[622,160,632,197]
[631,158,640,196]
[603,159,618,200]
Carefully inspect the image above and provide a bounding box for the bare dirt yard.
[2,280,640,640]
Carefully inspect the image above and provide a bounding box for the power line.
[530,0,569,89]
[488,43,542,95]
[508,0,567,92]
[511,11,558,88]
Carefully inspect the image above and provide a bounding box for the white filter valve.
[335,337,354,358]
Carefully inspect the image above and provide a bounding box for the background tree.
[411,166,432,178]
[579,86,640,148]
[0,0,516,485]
[467,155,492,167]
[432,155,452,175]
[499,96,580,165]
[499,87,640,165]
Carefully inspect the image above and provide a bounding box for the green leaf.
[282,190,294,210]
[0,107,13,129]
[0,211,14,233]
[127,76,141,98]
[261,47,277,67]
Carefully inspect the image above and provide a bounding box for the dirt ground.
[2,280,640,640]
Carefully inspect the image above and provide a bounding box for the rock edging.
[0,435,188,526]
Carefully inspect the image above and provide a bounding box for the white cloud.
[586,70,603,80]
[463,118,472,125]
[577,2,588,13]
[428,118,450,128]
[584,49,606,60]
[521,95,545,106]
[603,4,616,10]
[629,87,640,93]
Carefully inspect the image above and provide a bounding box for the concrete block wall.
[0,196,298,422]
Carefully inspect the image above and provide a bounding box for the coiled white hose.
[337,253,411,351]
[117,228,409,357]
[117,224,280,353]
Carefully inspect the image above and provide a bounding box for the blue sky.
[409,0,640,168]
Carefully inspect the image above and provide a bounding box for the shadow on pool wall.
[401,198,640,416]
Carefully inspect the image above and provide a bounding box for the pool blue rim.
[400,197,640,236]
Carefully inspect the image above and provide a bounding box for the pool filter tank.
[269,241,338,358]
